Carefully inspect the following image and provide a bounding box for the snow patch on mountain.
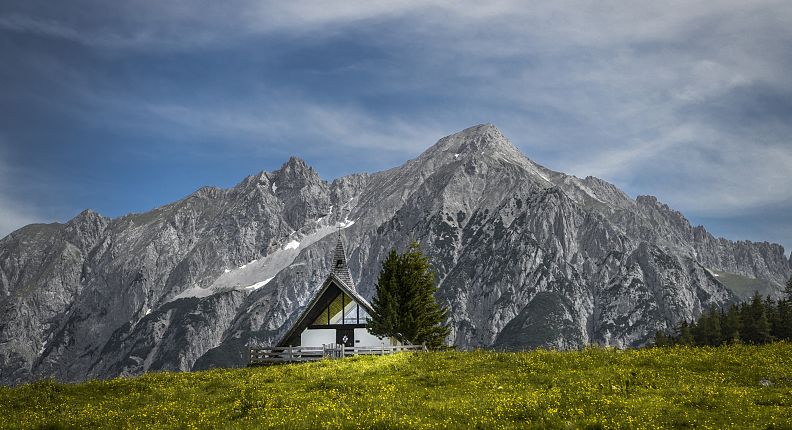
[244,278,273,290]
[171,223,346,302]
[339,218,356,228]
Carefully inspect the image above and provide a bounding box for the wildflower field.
[1,343,791,429]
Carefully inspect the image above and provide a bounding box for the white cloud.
[3,0,792,242]
[145,98,446,156]
[665,140,792,215]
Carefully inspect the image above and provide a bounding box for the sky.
[1,1,791,254]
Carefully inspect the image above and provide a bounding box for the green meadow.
[1,343,791,429]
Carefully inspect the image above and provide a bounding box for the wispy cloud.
[145,100,444,156]
[1,0,791,249]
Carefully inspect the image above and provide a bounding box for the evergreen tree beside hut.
[368,241,450,349]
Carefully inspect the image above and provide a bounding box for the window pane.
[311,302,329,326]
[358,306,371,322]
[328,293,345,324]
[343,303,358,324]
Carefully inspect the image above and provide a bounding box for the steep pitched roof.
[331,234,355,291]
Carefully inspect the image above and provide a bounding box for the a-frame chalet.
[276,235,399,348]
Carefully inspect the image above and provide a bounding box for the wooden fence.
[248,344,427,365]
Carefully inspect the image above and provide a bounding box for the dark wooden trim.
[307,323,367,330]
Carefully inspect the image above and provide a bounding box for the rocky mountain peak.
[190,186,223,200]
[67,209,105,226]
[407,123,532,182]
[64,209,109,250]
[636,195,659,206]
[272,156,321,189]
[279,156,310,174]
[636,195,690,225]
[432,124,517,156]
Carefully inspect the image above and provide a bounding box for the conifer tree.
[698,307,722,346]
[369,242,450,348]
[653,330,670,347]
[691,316,706,346]
[766,296,781,339]
[400,242,450,347]
[368,249,402,340]
[676,321,694,345]
[785,275,792,301]
[741,292,772,344]
[720,305,741,344]
[777,299,792,341]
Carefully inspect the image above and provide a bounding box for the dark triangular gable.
[276,273,375,347]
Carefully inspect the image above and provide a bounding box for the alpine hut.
[275,235,400,349]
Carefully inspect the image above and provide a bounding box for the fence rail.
[248,344,427,365]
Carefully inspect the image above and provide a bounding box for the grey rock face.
[1,124,789,384]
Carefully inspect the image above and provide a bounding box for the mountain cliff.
[1,124,789,384]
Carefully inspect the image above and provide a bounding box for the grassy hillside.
[2,344,791,429]
[711,270,778,301]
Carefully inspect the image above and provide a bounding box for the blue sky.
[1,1,791,254]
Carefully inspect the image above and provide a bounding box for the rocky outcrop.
[1,124,789,384]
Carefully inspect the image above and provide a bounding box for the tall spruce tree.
[741,292,772,344]
[369,242,450,348]
[766,296,781,338]
[368,249,402,340]
[786,275,792,301]
[693,307,722,346]
[676,321,694,345]
[777,299,792,341]
[721,305,741,344]
[653,330,670,347]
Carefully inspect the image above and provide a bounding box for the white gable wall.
[300,328,335,347]
[354,328,401,347]
[300,327,401,347]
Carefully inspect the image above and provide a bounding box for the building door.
[336,328,354,347]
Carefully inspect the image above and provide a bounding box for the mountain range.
[1,124,790,384]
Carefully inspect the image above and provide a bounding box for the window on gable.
[328,293,345,324]
[358,305,371,322]
[311,290,361,326]
[343,301,358,324]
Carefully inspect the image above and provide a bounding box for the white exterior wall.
[354,328,400,347]
[300,327,401,347]
[300,328,335,347]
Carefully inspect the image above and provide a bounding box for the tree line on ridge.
[654,277,792,347]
